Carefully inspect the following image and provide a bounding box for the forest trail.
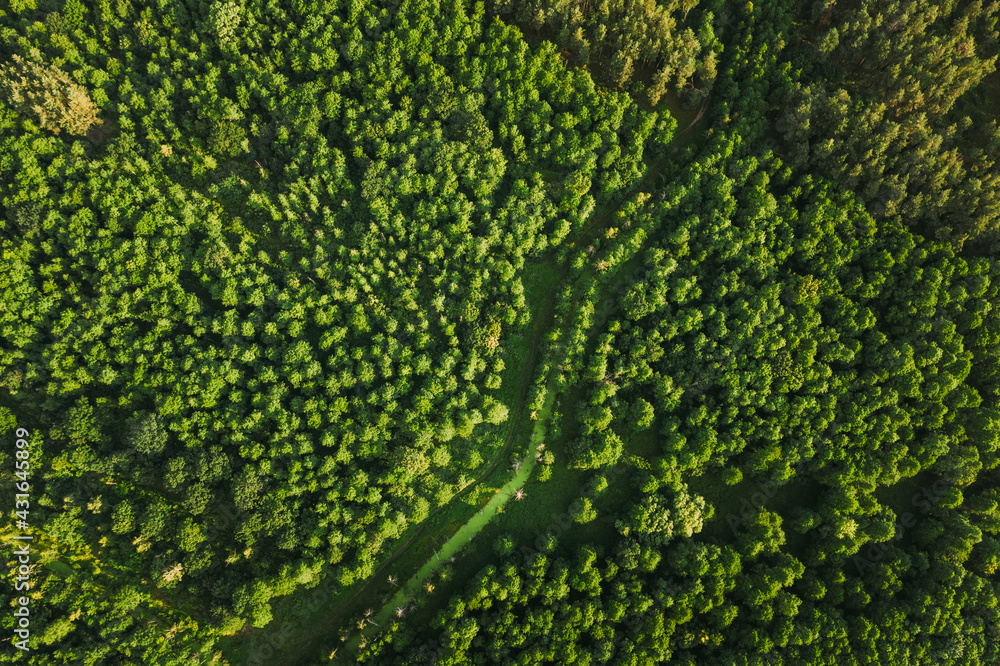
[338,389,555,658]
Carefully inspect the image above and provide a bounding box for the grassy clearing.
[690,463,826,559]
[872,471,940,550]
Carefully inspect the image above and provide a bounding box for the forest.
[0,0,997,665]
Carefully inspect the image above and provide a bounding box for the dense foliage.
[779,0,1000,251]
[0,0,667,662]
[362,130,1000,664]
[492,0,723,105]
[0,0,997,665]
[355,1,1000,665]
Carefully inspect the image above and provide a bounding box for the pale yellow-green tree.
[0,54,101,136]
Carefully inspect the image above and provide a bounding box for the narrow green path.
[338,389,556,659]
